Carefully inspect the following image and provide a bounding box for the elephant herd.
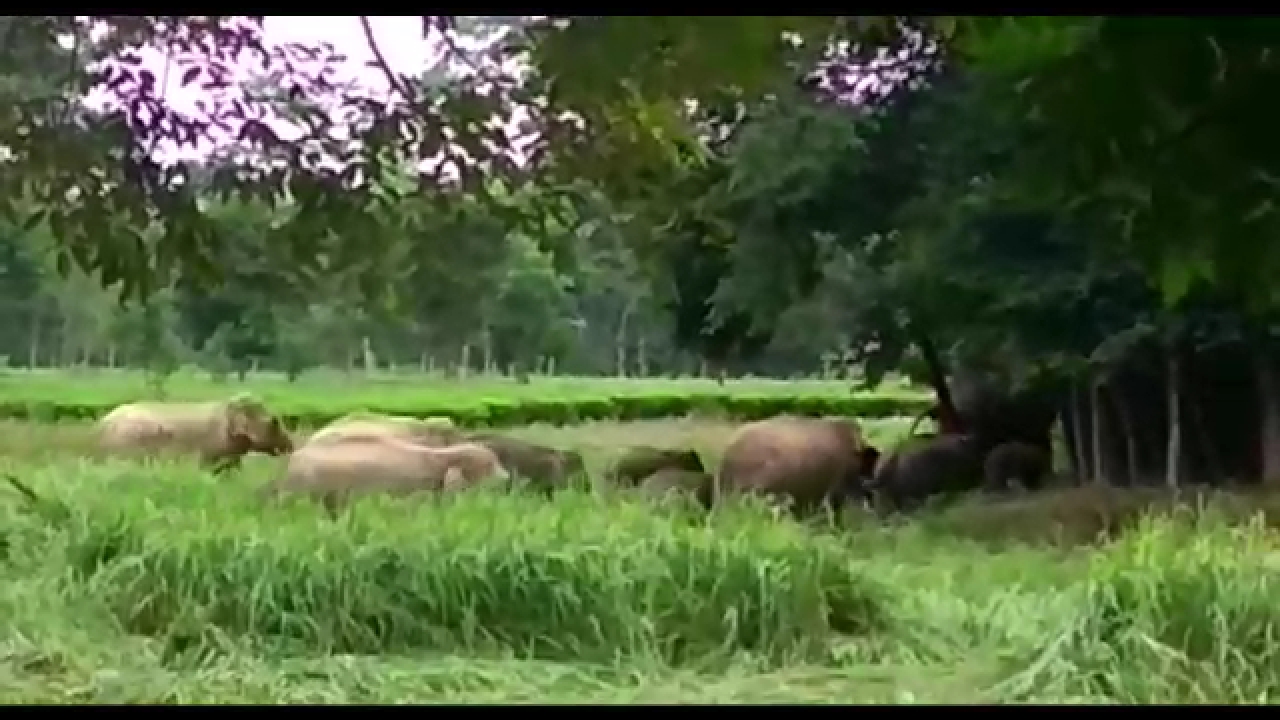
[86,383,1055,519]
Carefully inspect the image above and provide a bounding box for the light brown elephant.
[305,412,462,448]
[96,392,293,472]
[464,432,586,493]
[716,415,880,513]
[608,446,706,487]
[262,435,509,516]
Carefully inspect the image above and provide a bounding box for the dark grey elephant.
[463,432,586,493]
[867,433,985,513]
[948,372,1064,458]
[982,441,1050,493]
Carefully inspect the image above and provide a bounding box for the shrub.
[0,392,932,428]
[1037,511,1280,703]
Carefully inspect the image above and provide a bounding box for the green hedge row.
[3,391,933,428]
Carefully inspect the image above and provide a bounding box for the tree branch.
[60,19,83,126]
[359,16,414,104]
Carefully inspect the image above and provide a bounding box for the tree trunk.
[616,297,637,378]
[27,311,40,369]
[1069,381,1090,483]
[1165,349,1183,489]
[58,313,73,367]
[1090,378,1107,484]
[1188,390,1225,486]
[1112,382,1141,486]
[1257,346,1280,485]
[909,323,963,434]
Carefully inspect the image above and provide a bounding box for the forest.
[3,16,1280,703]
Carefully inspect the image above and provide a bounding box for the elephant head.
[224,393,294,457]
[868,433,985,513]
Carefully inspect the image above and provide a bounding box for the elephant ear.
[224,430,253,456]
[226,392,266,415]
[222,403,252,444]
[222,393,265,441]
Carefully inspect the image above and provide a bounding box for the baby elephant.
[464,432,586,493]
[262,435,509,516]
[869,433,985,513]
[609,446,706,487]
[637,468,715,509]
[983,441,1050,493]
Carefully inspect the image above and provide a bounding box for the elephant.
[982,441,1051,493]
[306,412,463,448]
[868,433,985,513]
[608,446,705,486]
[96,392,294,472]
[948,371,1064,458]
[716,415,879,513]
[911,371,1064,461]
[261,435,509,516]
[637,468,715,508]
[464,432,587,493]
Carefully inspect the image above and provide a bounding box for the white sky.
[261,16,434,90]
[96,16,444,164]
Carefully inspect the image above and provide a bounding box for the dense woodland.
[3,17,1280,487]
[0,180,723,380]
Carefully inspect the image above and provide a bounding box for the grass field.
[5,404,1280,702]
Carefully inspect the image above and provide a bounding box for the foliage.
[0,370,928,427]
[4,16,1276,312]
[955,18,1280,308]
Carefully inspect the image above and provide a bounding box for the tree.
[9,15,1280,485]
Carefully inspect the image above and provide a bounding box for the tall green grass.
[10,460,888,669]
[6,448,1280,702]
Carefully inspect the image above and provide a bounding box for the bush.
[1062,513,1280,702]
[0,391,932,428]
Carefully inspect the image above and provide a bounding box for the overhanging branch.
[359,16,415,104]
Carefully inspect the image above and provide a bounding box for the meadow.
[3,374,1280,703]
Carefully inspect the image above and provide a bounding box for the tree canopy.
[2,17,1272,307]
